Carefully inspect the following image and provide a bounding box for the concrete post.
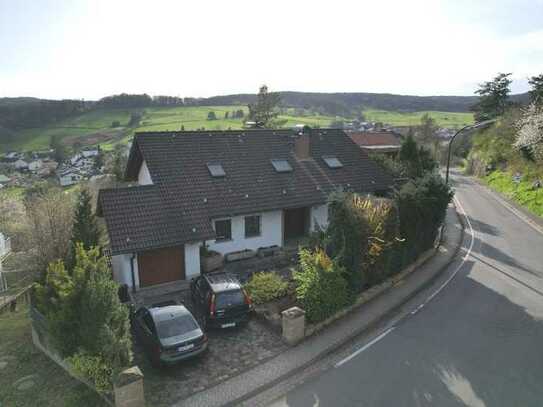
[282,306,305,345]
[114,366,145,407]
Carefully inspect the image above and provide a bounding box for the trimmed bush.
[244,272,288,304]
[395,173,453,263]
[294,248,353,323]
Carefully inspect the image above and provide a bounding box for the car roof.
[204,272,241,292]
[148,304,192,322]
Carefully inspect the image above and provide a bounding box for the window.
[245,215,261,238]
[271,159,293,173]
[215,219,232,241]
[322,156,343,168]
[207,163,226,177]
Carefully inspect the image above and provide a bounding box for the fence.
[0,285,32,314]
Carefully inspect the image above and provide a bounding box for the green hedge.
[294,248,353,323]
[244,272,288,304]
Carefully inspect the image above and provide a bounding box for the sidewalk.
[176,205,464,407]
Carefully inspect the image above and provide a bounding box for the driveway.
[131,286,288,406]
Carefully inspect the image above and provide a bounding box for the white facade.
[59,173,82,187]
[14,159,28,170]
[28,160,43,172]
[82,149,99,158]
[138,161,153,185]
[206,210,284,255]
[310,204,329,231]
[111,243,201,290]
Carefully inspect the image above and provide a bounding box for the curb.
[225,204,466,407]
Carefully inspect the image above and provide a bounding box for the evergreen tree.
[207,111,217,120]
[528,74,543,104]
[247,85,281,127]
[72,188,100,251]
[50,135,69,163]
[473,72,512,121]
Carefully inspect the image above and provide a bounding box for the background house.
[98,128,393,291]
[349,131,403,157]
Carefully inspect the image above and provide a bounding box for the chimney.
[294,126,311,160]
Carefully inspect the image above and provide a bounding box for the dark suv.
[190,272,252,329]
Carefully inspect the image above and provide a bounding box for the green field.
[363,109,474,128]
[1,106,474,152]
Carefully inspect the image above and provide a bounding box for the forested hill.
[203,91,530,115]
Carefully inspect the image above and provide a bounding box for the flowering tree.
[515,103,543,161]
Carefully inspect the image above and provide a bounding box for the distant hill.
[203,91,530,115]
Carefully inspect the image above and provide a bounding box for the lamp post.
[445,119,496,184]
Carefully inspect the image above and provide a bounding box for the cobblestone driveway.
[132,291,287,406]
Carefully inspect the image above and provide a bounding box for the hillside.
[204,91,530,114]
[0,105,474,152]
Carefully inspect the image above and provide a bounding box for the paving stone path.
[135,319,288,406]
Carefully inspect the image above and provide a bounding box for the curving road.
[265,172,543,407]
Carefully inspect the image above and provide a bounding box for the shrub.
[244,272,288,304]
[326,191,369,292]
[294,248,352,323]
[395,173,453,262]
[69,352,113,393]
[33,245,132,392]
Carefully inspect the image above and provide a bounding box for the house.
[13,159,29,170]
[28,159,43,172]
[0,232,11,259]
[82,148,100,158]
[70,154,82,166]
[58,168,83,186]
[97,128,393,291]
[349,131,402,157]
[0,174,10,185]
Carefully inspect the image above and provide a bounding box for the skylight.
[323,156,343,169]
[271,159,293,173]
[207,163,226,177]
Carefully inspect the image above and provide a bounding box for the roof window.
[322,156,343,169]
[207,163,226,177]
[271,159,293,173]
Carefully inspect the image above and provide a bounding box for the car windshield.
[216,290,245,308]
[156,314,198,338]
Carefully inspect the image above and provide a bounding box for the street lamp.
[445,119,496,184]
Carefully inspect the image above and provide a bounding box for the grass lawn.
[484,170,543,218]
[363,109,474,128]
[0,303,107,406]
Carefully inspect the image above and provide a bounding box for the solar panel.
[271,159,293,173]
[207,163,226,177]
[323,156,343,168]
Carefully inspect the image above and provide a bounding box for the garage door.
[138,246,185,287]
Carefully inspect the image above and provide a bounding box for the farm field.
[1,105,474,152]
[363,109,474,127]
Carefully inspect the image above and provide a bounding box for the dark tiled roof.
[99,129,393,255]
[349,131,402,148]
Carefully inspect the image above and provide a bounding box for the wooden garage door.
[138,246,185,287]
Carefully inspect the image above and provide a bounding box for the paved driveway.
[132,287,287,406]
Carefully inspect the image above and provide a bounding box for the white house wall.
[111,244,200,290]
[206,210,283,255]
[310,204,329,231]
[184,243,201,278]
[111,254,139,289]
[138,161,153,185]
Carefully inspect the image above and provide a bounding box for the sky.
[1,0,542,100]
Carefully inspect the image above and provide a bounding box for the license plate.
[221,322,236,328]
[177,344,194,352]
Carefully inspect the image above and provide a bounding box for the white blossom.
[515,102,543,160]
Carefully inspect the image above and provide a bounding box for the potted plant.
[200,243,224,273]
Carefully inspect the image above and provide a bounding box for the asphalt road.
[266,173,543,407]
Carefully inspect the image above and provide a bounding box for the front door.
[283,207,310,242]
[138,246,185,287]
